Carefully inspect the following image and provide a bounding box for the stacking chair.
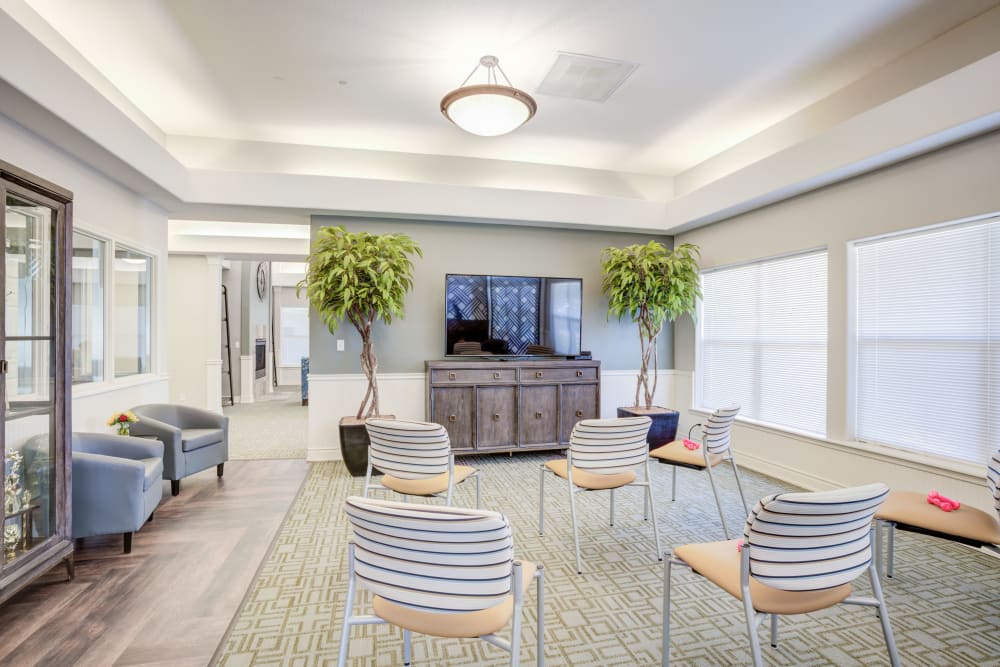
[649,405,748,539]
[874,448,1000,578]
[363,418,481,508]
[539,416,661,574]
[663,483,898,667]
[338,496,544,667]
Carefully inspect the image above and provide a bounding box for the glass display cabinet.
[0,160,73,604]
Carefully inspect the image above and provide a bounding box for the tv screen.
[445,274,582,357]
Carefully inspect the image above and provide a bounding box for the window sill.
[688,407,984,481]
[71,374,168,399]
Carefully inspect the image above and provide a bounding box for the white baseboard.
[733,450,839,491]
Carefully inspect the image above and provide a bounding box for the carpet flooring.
[224,389,307,460]
[215,455,1000,666]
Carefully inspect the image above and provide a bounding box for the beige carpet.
[216,455,1000,666]
[224,388,307,460]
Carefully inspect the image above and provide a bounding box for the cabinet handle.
[492,413,501,421]
[448,415,457,423]
[535,371,544,378]
[576,370,584,377]
[535,411,543,419]
[448,372,456,380]
[575,410,584,418]
[493,371,501,379]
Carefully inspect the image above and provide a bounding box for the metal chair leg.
[475,473,482,509]
[646,461,662,561]
[706,463,730,540]
[869,563,901,667]
[730,458,749,517]
[568,482,582,574]
[538,465,546,535]
[742,598,764,667]
[887,521,896,578]
[403,629,412,666]
[610,488,615,526]
[662,556,674,667]
[337,547,357,667]
[770,614,779,648]
[671,465,678,501]
[536,567,545,667]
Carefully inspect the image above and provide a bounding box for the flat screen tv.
[445,273,582,357]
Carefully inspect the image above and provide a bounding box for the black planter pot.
[338,415,395,477]
[616,406,680,449]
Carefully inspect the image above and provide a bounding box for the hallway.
[223,387,307,459]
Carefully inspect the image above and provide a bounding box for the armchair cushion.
[139,456,164,491]
[181,428,225,452]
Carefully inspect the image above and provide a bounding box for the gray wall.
[308,217,675,374]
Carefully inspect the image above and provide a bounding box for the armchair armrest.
[72,452,146,536]
[130,415,181,441]
[72,433,163,460]
[176,406,228,430]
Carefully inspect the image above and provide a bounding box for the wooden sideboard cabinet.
[425,359,600,454]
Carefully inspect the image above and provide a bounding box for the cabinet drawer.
[521,366,598,383]
[431,368,516,384]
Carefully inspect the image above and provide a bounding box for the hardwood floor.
[0,459,308,667]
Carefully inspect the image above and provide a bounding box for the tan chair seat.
[380,465,477,496]
[674,540,853,615]
[875,490,1000,545]
[544,459,636,490]
[650,440,724,469]
[372,561,538,638]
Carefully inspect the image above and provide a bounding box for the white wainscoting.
[240,355,254,404]
[277,365,302,387]
[306,369,686,462]
[205,359,223,413]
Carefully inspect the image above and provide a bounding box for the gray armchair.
[129,404,229,496]
[72,432,163,553]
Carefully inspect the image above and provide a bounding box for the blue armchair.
[72,433,163,553]
[22,432,163,553]
[129,404,229,496]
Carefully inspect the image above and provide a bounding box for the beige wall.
[672,129,1000,511]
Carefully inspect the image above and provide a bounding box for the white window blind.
[699,250,828,435]
[854,217,999,464]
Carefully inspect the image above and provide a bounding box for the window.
[698,250,828,435]
[113,246,152,377]
[854,216,998,464]
[279,306,309,366]
[71,232,105,384]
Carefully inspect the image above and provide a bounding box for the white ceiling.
[19,0,999,177]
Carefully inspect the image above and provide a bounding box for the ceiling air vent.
[536,52,638,102]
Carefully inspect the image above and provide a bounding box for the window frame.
[110,242,155,380]
[70,228,108,386]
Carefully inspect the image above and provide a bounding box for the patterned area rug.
[224,389,307,460]
[216,455,1000,666]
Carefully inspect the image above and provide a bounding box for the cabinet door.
[560,383,599,444]
[431,387,474,451]
[476,386,517,449]
[520,385,558,446]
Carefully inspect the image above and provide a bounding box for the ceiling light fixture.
[440,55,537,137]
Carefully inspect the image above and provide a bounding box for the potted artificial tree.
[601,241,701,447]
[298,225,422,475]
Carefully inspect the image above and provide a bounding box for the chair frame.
[363,450,482,508]
[663,527,900,667]
[338,542,545,667]
[362,419,482,508]
[662,422,749,540]
[874,517,1000,580]
[539,449,662,574]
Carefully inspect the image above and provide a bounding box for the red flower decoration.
[119,414,128,422]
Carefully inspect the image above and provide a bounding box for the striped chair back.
[365,419,451,480]
[344,496,513,611]
[570,416,652,474]
[743,483,889,591]
[703,405,740,456]
[988,449,1000,520]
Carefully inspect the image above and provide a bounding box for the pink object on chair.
[927,490,961,512]
[682,438,700,451]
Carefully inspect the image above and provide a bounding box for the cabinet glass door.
[3,191,57,564]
